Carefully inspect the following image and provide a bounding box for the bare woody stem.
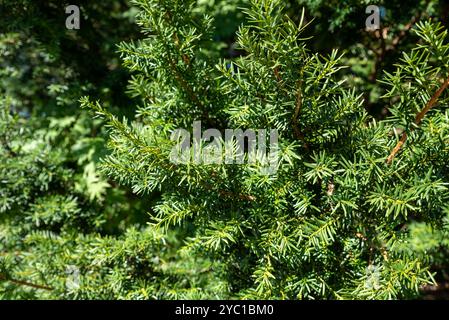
[0,274,53,291]
[164,10,213,126]
[292,83,310,150]
[218,189,256,202]
[292,88,303,139]
[274,67,309,150]
[387,75,449,164]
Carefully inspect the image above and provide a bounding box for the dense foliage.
[2,0,449,299]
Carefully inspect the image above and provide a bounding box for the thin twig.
[291,82,309,150]
[387,75,449,164]
[0,274,53,291]
[369,12,421,84]
[387,14,421,52]
[218,189,256,202]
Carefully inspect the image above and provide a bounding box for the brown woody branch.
[387,16,419,52]
[369,12,422,83]
[0,274,53,291]
[291,83,310,150]
[387,75,449,164]
[218,189,256,202]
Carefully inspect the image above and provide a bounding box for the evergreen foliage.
[2,0,449,300]
[82,0,449,299]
